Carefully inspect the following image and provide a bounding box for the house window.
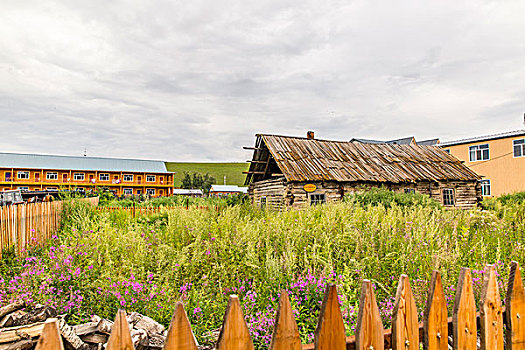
[442,188,455,206]
[75,187,85,192]
[404,188,415,194]
[514,139,525,157]
[146,175,155,182]
[123,174,134,182]
[46,172,58,180]
[159,189,164,196]
[17,186,29,191]
[73,173,85,181]
[17,171,29,179]
[310,194,326,205]
[146,188,155,196]
[46,187,58,191]
[35,173,40,181]
[443,149,451,154]
[469,144,489,162]
[123,188,133,195]
[99,173,109,181]
[480,180,491,196]
[260,197,267,208]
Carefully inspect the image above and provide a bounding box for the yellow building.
[440,130,525,197]
[0,152,174,197]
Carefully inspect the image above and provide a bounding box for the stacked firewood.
[0,303,173,350]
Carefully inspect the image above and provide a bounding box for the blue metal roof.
[0,152,170,173]
[439,130,525,147]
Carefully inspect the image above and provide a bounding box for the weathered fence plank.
[216,295,254,350]
[452,267,477,350]
[163,302,198,350]
[269,290,301,350]
[506,261,525,350]
[480,264,504,350]
[315,284,347,350]
[35,318,64,350]
[355,280,384,350]
[106,309,134,350]
[392,275,418,350]
[423,271,448,350]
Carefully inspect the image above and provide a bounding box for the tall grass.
[2,197,525,348]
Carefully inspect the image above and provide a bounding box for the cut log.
[0,303,25,320]
[133,315,165,336]
[58,319,85,350]
[0,322,45,344]
[0,339,35,350]
[130,329,148,348]
[11,306,57,327]
[72,323,99,337]
[0,311,26,328]
[96,319,113,335]
[79,333,108,344]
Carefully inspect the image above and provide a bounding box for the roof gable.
[245,134,480,184]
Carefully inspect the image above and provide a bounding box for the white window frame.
[514,139,525,158]
[146,175,156,182]
[480,180,491,196]
[17,171,29,179]
[146,188,155,196]
[46,172,58,180]
[469,144,489,162]
[442,188,455,206]
[17,186,29,191]
[123,174,134,182]
[46,187,58,191]
[123,188,133,195]
[73,173,85,181]
[99,173,110,181]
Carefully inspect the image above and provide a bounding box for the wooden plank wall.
[35,262,525,350]
[0,197,99,258]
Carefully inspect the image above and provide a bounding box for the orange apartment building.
[0,152,174,197]
[440,130,525,197]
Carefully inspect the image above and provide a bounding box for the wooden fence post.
[480,264,504,350]
[423,271,448,350]
[106,309,134,350]
[392,275,418,350]
[314,284,346,350]
[35,318,64,350]
[269,290,301,350]
[216,295,254,350]
[506,261,525,350]
[355,280,384,350]
[452,267,477,350]
[163,301,198,350]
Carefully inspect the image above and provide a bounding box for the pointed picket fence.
[35,262,525,349]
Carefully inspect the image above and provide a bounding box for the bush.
[344,187,441,209]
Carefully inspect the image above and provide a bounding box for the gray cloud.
[0,0,524,161]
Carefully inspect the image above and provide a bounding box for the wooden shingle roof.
[245,134,480,184]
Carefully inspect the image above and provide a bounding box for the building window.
[443,149,451,154]
[123,174,134,182]
[73,173,85,181]
[404,188,415,194]
[46,172,58,180]
[260,197,267,208]
[480,180,491,196]
[123,188,133,195]
[35,173,40,181]
[514,139,525,157]
[17,171,29,179]
[17,186,29,191]
[469,144,489,162]
[146,188,155,196]
[46,187,58,191]
[99,173,109,181]
[442,188,455,206]
[310,194,326,205]
[146,175,155,182]
[75,187,85,192]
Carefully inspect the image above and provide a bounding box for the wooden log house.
[0,152,174,197]
[244,132,482,209]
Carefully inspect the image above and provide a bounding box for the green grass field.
[165,162,249,187]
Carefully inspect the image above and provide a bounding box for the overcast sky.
[0,0,524,161]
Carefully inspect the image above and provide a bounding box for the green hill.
[165,162,249,187]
